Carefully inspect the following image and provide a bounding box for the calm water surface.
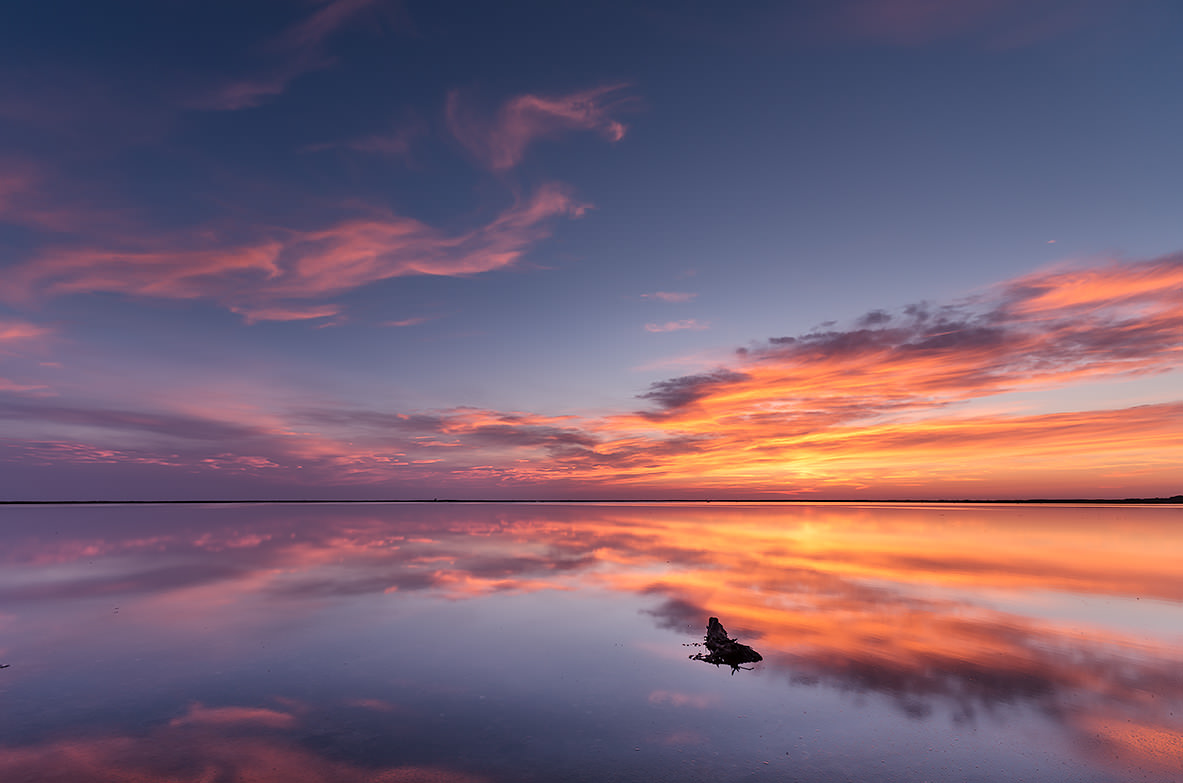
[0,502,1180,782]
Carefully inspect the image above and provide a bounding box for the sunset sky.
[1,0,1181,500]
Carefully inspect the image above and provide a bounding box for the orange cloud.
[574,255,1183,496]
[4,257,1181,499]
[447,84,634,170]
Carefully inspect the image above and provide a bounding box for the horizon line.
[2,496,1181,506]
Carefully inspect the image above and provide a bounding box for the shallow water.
[0,501,1180,782]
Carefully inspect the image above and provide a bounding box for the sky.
[1,0,1181,500]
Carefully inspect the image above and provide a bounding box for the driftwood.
[689,617,763,673]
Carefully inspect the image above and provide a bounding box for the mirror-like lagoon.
[1,502,1180,782]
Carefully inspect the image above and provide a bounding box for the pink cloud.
[644,319,710,333]
[0,184,585,320]
[200,454,284,471]
[641,291,697,303]
[447,84,634,171]
[0,378,49,394]
[383,316,433,327]
[4,440,187,468]
[0,319,54,394]
[230,304,343,324]
[0,319,53,343]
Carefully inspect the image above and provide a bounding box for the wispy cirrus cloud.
[382,316,434,327]
[230,304,344,324]
[644,319,710,333]
[447,84,635,171]
[641,291,697,303]
[0,184,586,321]
[0,319,53,344]
[0,318,54,396]
[0,379,49,394]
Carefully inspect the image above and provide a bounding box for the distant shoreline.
[1,496,1180,506]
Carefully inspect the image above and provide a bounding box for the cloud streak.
[0,319,53,344]
[0,184,585,321]
[641,291,697,303]
[447,84,634,171]
[644,319,710,333]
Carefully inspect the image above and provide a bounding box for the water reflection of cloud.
[0,731,488,783]
[648,690,717,709]
[2,502,1180,779]
[170,703,297,729]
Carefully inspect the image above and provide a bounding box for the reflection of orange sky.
[1073,712,1183,777]
[2,503,1181,778]
[581,504,1183,777]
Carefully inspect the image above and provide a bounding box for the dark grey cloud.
[466,424,598,450]
[638,369,751,411]
[855,309,892,327]
[0,399,267,442]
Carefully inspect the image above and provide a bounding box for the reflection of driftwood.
[689,617,762,673]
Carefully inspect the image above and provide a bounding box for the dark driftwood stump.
[690,617,763,672]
